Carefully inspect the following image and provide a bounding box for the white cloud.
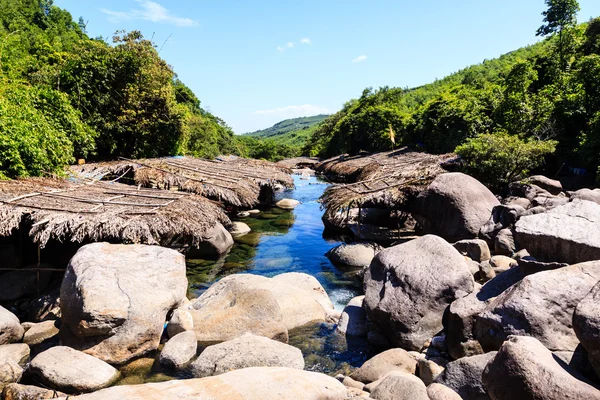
[253,105,331,118]
[276,46,285,52]
[352,55,368,63]
[101,0,198,27]
[300,38,312,45]
[286,42,295,48]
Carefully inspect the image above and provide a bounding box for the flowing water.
[117,175,373,384]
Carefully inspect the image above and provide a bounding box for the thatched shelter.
[71,157,294,209]
[319,148,458,232]
[0,178,230,251]
[276,157,320,170]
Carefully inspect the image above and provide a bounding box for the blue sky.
[55,0,600,134]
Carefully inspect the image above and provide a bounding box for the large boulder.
[482,336,600,400]
[2,383,66,400]
[325,243,382,268]
[475,261,600,352]
[445,268,522,360]
[514,200,600,264]
[60,243,188,364]
[29,346,119,394]
[479,205,526,244]
[412,173,499,242]
[158,331,197,370]
[434,352,497,400]
[189,273,335,345]
[427,383,463,400]
[189,333,304,378]
[570,188,600,205]
[364,235,475,350]
[453,239,491,262]
[574,280,600,378]
[350,348,417,384]
[189,223,234,258]
[369,372,429,400]
[52,367,347,400]
[527,175,563,195]
[0,307,23,345]
[337,296,368,337]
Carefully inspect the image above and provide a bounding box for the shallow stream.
[117,175,374,384]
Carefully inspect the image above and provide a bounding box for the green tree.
[536,0,580,71]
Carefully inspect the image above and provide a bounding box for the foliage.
[537,0,581,70]
[455,133,557,190]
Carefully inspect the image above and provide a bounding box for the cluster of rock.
[329,172,600,399]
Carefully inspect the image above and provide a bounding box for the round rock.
[158,331,197,370]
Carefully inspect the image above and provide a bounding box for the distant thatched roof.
[0,178,230,249]
[320,149,458,222]
[71,157,294,209]
[276,157,320,170]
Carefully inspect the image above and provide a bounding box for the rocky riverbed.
[1,172,600,399]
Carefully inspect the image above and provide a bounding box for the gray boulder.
[23,320,60,346]
[574,281,600,378]
[434,352,496,400]
[514,200,600,264]
[453,239,491,262]
[60,243,188,364]
[47,367,347,400]
[569,188,600,205]
[0,344,30,367]
[29,346,119,394]
[189,222,234,258]
[364,235,474,350]
[189,333,304,378]
[527,175,563,195]
[0,307,23,346]
[494,229,516,256]
[479,205,526,243]
[337,296,368,337]
[445,267,522,360]
[482,336,600,400]
[350,348,417,384]
[476,261,600,352]
[412,173,499,242]
[369,372,428,400]
[166,307,194,338]
[325,243,382,267]
[158,331,197,370]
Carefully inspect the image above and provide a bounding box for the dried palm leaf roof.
[0,178,230,249]
[71,156,294,209]
[276,157,320,169]
[320,149,458,222]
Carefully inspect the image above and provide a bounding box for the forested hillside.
[0,0,238,178]
[245,115,327,147]
[304,2,600,187]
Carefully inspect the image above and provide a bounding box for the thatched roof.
[276,157,320,170]
[320,149,458,223]
[0,178,230,249]
[71,157,294,209]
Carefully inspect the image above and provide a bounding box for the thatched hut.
[0,178,232,265]
[319,148,458,240]
[71,157,294,209]
[276,157,320,170]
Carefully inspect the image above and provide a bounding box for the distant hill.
[244,115,328,147]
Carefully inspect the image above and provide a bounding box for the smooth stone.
[23,320,60,346]
[364,235,474,350]
[479,205,525,243]
[350,348,417,384]
[482,336,600,400]
[248,209,261,214]
[230,222,251,237]
[412,173,499,242]
[434,352,497,400]
[514,200,600,264]
[55,367,347,400]
[158,331,197,370]
[527,175,563,195]
[418,358,445,386]
[337,296,368,337]
[453,239,491,262]
[503,197,531,210]
[427,383,463,400]
[190,333,304,378]
[489,255,517,273]
[60,243,188,364]
[494,228,516,256]
[0,362,23,390]
[475,261,600,352]
[342,376,365,390]
[2,383,66,400]
[325,243,382,268]
[29,346,119,394]
[276,199,300,210]
[166,308,194,338]
[189,223,234,258]
[0,344,30,367]
[369,372,428,400]
[478,261,495,283]
[569,188,600,205]
[0,307,23,345]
